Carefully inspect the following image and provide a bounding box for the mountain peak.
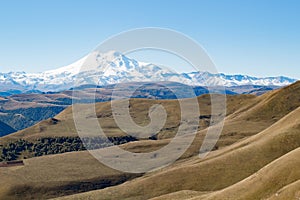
[0,50,297,92]
[98,50,122,58]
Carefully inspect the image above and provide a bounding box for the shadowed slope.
[0,120,16,137]
[0,151,141,200]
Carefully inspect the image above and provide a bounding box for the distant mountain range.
[0,51,297,94]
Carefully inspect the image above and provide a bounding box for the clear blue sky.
[0,0,299,79]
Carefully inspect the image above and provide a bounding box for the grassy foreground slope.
[267,180,300,200]
[152,147,300,200]
[53,105,300,200]
[0,151,141,200]
[0,81,299,200]
[201,147,300,200]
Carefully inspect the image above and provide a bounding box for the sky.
[0,0,299,79]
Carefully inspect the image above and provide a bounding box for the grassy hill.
[0,93,257,161]
[0,151,141,199]
[0,92,256,145]
[0,81,299,200]
[53,106,300,200]
[152,147,300,200]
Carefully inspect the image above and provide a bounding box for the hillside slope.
[152,147,300,200]
[0,151,141,199]
[0,82,299,200]
[0,93,256,142]
[52,106,300,200]
[201,146,300,200]
[0,120,15,137]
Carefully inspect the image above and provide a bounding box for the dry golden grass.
[151,148,300,200]
[52,105,300,200]
[0,93,255,144]
[150,190,207,200]
[0,150,141,199]
[267,180,300,200]
[198,147,300,200]
[0,81,299,200]
[229,81,300,122]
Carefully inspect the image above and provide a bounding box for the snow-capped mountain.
[186,72,296,87]
[0,51,297,93]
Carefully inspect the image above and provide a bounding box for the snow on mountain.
[186,72,297,87]
[0,51,297,93]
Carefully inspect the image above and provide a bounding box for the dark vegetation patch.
[0,136,137,162]
[9,174,142,200]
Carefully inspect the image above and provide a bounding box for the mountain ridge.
[0,51,297,93]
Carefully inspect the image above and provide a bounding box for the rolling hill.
[0,80,288,136]
[0,81,247,136]
[53,106,300,200]
[0,81,299,200]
